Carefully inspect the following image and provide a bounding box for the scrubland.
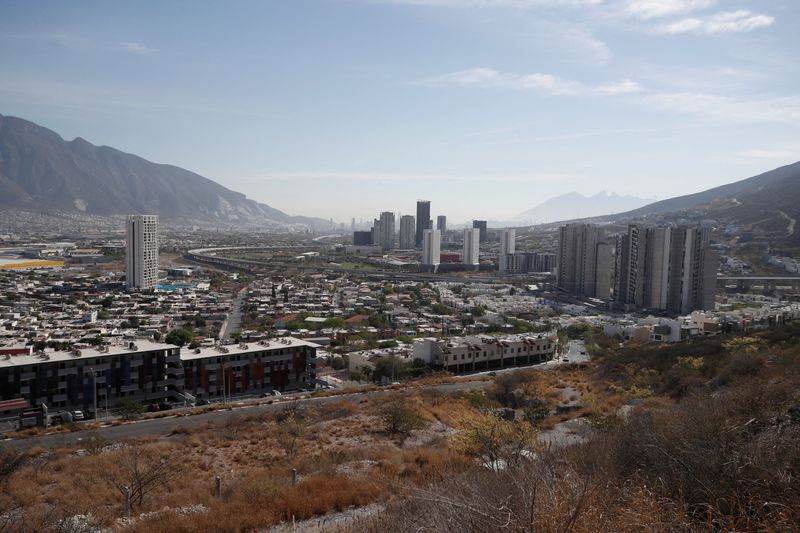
[1,324,799,532]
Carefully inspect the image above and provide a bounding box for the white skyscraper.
[463,227,480,266]
[126,215,159,290]
[399,215,415,249]
[499,228,516,272]
[422,229,441,268]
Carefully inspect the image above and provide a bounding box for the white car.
[72,410,85,421]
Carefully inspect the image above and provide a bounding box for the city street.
[4,380,486,450]
[220,287,247,343]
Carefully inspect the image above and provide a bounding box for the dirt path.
[266,503,385,533]
[779,210,796,237]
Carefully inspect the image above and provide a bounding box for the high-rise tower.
[472,220,488,243]
[422,229,441,268]
[126,215,159,290]
[379,211,395,250]
[498,228,516,272]
[463,227,481,266]
[415,200,431,247]
[399,215,415,249]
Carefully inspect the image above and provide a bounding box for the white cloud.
[642,92,800,125]
[622,0,715,19]
[2,33,159,54]
[419,68,800,126]
[116,42,157,54]
[420,68,582,94]
[594,78,643,95]
[740,146,800,160]
[562,27,611,65]
[658,10,775,34]
[420,68,641,96]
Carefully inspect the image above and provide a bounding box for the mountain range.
[511,191,655,224]
[609,161,800,245]
[0,114,327,227]
[2,113,798,238]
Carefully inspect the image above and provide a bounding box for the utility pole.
[89,367,97,420]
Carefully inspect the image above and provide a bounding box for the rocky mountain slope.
[0,114,326,227]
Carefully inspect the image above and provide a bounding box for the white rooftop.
[181,337,320,361]
[0,339,173,368]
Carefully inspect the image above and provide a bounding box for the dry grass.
[0,387,484,532]
[7,326,797,531]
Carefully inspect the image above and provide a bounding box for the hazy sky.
[1,0,798,223]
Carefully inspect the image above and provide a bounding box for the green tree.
[431,303,452,315]
[372,356,408,383]
[87,336,105,347]
[165,328,193,347]
[323,317,345,329]
[368,313,389,329]
[349,369,367,382]
[113,398,145,420]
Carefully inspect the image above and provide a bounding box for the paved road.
[5,381,486,450]
[220,287,247,343]
[565,340,590,363]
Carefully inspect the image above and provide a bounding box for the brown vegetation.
[2,324,799,531]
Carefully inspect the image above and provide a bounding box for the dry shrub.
[355,367,800,532]
[377,397,426,436]
[352,449,684,532]
[129,473,384,532]
[318,399,362,419]
[599,375,800,529]
[369,444,471,483]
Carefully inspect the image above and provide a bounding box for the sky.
[0,0,798,224]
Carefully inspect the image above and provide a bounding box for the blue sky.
[0,0,798,223]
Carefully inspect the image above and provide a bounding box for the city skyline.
[1,1,798,221]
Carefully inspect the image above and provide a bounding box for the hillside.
[0,114,326,227]
[604,161,800,245]
[617,161,800,215]
[2,324,799,531]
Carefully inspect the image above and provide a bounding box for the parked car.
[158,402,172,411]
[71,410,85,421]
[196,399,210,406]
[271,390,282,396]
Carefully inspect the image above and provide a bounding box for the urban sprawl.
[1,201,798,430]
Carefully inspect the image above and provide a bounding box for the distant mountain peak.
[512,190,655,224]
